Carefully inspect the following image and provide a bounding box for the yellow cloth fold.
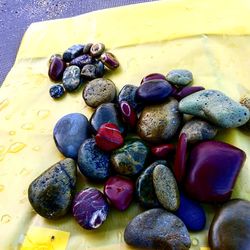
[0,0,250,249]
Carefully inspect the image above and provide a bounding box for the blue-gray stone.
[179,90,250,128]
[166,69,193,86]
[53,113,90,159]
[77,138,111,181]
[62,65,81,92]
[63,44,84,62]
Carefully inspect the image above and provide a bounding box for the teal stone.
[179,90,250,128]
[166,69,193,86]
[153,164,180,212]
[136,160,167,208]
[111,140,149,176]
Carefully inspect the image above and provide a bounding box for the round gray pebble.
[166,69,193,86]
[62,65,81,92]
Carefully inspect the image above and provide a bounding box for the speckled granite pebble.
[179,90,250,128]
[28,158,76,219]
[124,208,191,249]
[166,69,193,86]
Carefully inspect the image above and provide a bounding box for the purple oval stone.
[185,140,246,203]
[72,188,109,230]
[48,57,66,82]
[174,86,205,100]
[140,73,166,84]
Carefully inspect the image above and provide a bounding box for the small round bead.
[49,84,65,99]
[90,43,105,57]
[100,52,119,69]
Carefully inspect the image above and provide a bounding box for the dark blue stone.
[90,103,125,134]
[53,113,90,159]
[136,80,173,103]
[95,61,105,77]
[175,193,206,231]
[69,54,94,69]
[118,84,144,112]
[49,84,65,99]
[63,44,84,62]
[77,138,111,181]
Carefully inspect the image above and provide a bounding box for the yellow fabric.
[0,0,250,249]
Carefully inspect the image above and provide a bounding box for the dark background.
[0,0,155,84]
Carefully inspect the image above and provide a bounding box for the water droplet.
[0,185,4,192]
[8,142,26,153]
[0,99,9,111]
[192,238,199,246]
[37,110,50,119]
[1,214,11,224]
[9,131,16,136]
[21,123,34,130]
[0,146,5,154]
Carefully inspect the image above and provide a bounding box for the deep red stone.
[175,86,205,100]
[104,176,134,211]
[185,141,246,203]
[151,144,175,159]
[95,123,124,151]
[48,57,66,82]
[174,133,188,184]
[140,73,166,84]
[119,101,137,129]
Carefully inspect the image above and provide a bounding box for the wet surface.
[0,0,155,85]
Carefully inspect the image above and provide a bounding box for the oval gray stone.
[166,69,193,86]
[62,65,81,92]
[153,164,180,211]
[124,208,191,249]
[178,90,250,128]
[28,158,76,219]
[180,118,218,143]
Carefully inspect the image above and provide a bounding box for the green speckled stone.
[111,140,149,176]
[136,160,166,208]
[153,164,180,212]
[28,158,76,219]
[166,69,193,86]
[179,90,250,128]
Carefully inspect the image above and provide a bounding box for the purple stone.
[69,54,94,69]
[48,57,66,82]
[100,52,119,69]
[185,140,246,203]
[140,73,166,84]
[72,188,109,230]
[174,86,205,100]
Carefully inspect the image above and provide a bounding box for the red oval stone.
[120,101,137,129]
[140,73,166,84]
[173,133,188,184]
[48,57,66,82]
[104,176,134,211]
[151,144,175,159]
[95,123,124,151]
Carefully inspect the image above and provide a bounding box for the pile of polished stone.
[29,65,250,249]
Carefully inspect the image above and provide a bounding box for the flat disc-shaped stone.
[28,158,76,219]
[124,208,191,249]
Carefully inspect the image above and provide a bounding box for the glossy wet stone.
[69,54,94,69]
[209,199,250,250]
[62,65,81,92]
[49,84,65,99]
[140,73,166,84]
[173,133,188,184]
[118,84,143,112]
[136,79,173,103]
[72,188,109,230]
[95,123,124,151]
[48,57,66,82]
[166,69,193,86]
[136,160,166,208]
[80,64,97,79]
[83,78,116,108]
[90,103,125,134]
[63,44,84,62]
[179,90,250,128]
[111,140,149,176]
[124,208,191,249]
[180,119,218,143]
[175,193,206,231]
[94,61,105,77]
[90,43,105,57]
[49,54,62,65]
[53,113,90,159]
[153,164,180,211]
[137,98,181,143]
[151,144,175,159]
[82,43,93,54]
[104,176,134,211]
[185,140,246,202]
[78,138,111,181]
[100,52,119,69]
[28,158,76,219]
[119,101,137,129]
[175,86,205,100]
